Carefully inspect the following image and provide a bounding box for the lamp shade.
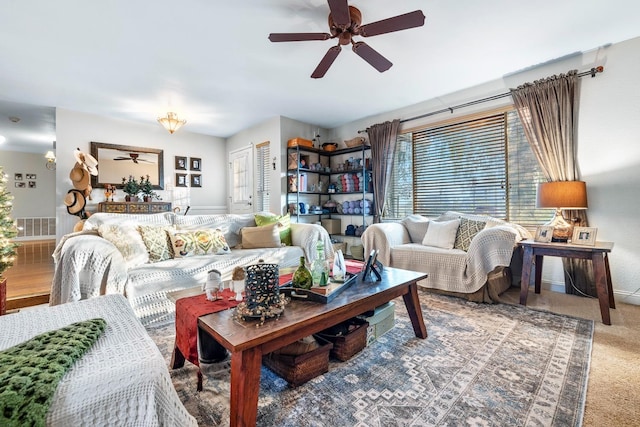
[536,181,588,209]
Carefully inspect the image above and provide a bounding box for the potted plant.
[0,168,19,314]
[121,175,140,202]
[139,175,160,202]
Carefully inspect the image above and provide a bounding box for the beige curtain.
[510,70,595,296]
[367,120,400,223]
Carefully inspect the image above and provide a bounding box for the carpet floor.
[146,291,593,427]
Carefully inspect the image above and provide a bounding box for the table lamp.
[536,181,588,242]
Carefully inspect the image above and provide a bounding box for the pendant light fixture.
[157,112,186,134]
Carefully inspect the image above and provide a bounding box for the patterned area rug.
[146,291,593,427]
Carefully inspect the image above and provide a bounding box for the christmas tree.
[0,167,19,278]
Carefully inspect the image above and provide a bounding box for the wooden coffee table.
[198,266,428,427]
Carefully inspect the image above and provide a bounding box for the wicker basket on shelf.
[344,137,366,148]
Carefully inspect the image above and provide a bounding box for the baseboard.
[539,279,640,306]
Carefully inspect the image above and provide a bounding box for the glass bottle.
[292,256,312,290]
[311,241,329,287]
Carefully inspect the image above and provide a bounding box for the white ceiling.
[0,0,639,153]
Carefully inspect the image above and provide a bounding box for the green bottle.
[292,256,312,290]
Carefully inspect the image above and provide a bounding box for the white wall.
[329,36,640,304]
[55,108,226,239]
[0,151,56,219]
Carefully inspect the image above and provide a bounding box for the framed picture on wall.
[26,173,37,180]
[190,157,201,171]
[176,173,188,187]
[175,156,187,170]
[15,182,25,188]
[191,174,202,187]
[14,173,23,181]
[572,227,597,245]
[28,181,36,188]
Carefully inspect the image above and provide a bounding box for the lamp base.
[546,209,572,243]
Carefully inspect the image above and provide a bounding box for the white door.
[228,146,254,214]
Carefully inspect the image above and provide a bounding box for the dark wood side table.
[519,239,615,325]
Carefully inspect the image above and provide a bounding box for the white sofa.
[0,294,197,426]
[51,212,334,325]
[362,211,531,302]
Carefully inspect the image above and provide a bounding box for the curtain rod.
[357,66,604,134]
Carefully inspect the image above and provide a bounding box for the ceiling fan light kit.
[157,112,186,134]
[268,0,425,78]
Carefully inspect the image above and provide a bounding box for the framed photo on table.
[534,226,554,243]
[572,227,597,245]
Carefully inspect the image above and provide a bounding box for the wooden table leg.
[230,347,262,427]
[520,246,533,305]
[604,253,616,309]
[402,282,427,339]
[534,255,544,294]
[592,253,611,325]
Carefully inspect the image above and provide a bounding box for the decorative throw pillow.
[401,214,430,243]
[454,217,487,252]
[138,225,174,262]
[422,219,460,249]
[240,223,283,249]
[0,318,106,427]
[168,229,231,258]
[254,213,292,246]
[98,224,149,267]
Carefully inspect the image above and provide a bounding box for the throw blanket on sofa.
[0,295,197,427]
[0,318,106,427]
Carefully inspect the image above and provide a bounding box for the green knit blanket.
[0,318,106,427]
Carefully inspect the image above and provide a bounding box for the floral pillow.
[97,224,149,268]
[138,225,174,262]
[168,229,231,258]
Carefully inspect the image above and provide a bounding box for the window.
[255,142,271,212]
[385,110,548,227]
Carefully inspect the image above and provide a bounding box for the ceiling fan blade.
[359,10,425,37]
[328,0,350,28]
[352,42,392,73]
[114,157,129,161]
[269,33,331,42]
[311,45,342,79]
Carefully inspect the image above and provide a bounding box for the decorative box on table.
[263,335,333,387]
[316,317,369,362]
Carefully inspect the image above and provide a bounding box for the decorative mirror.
[90,142,164,189]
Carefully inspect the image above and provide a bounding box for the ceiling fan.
[268,0,425,78]
[114,153,151,164]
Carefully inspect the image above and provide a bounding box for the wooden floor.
[4,239,55,310]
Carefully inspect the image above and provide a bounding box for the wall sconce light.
[536,181,588,242]
[157,112,187,134]
[45,150,56,170]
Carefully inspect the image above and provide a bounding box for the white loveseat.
[362,211,531,303]
[51,212,334,325]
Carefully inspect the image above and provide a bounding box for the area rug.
[146,291,593,427]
